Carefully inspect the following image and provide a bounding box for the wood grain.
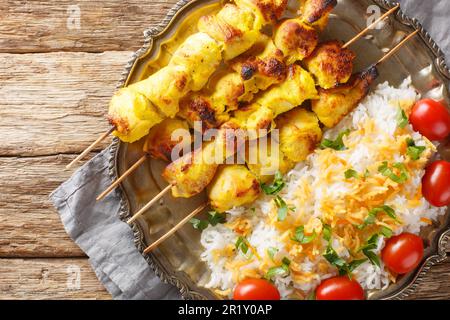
[0,0,177,53]
[0,155,86,257]
[0,51,131,156]
[406,258,450,300]
[0,257,448,300]
[0,258,111,299]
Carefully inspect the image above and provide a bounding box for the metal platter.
[109,0,450,299]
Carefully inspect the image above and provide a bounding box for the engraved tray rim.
[109,0,450,300]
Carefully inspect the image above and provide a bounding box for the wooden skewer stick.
[96,155,148,201]
[66,127,115,170]
[143,203,208,254]
[376,30,419,65]
[343,4,400,49]
[127,184,173,224]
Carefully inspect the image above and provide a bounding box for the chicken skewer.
[128,27,409,223]
[98,2,338,201]
[66,0,291,170]
[67,0,399,170]
[141,30,418,252]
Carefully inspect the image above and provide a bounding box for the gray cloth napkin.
[398,0,450,64]
[50,146,180,299]
[50,0,449,300]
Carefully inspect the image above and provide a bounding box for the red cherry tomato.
[381,233,424,274]
[233,278,280,300]
[409,99,450,141]
[315,276,365,300]
[422,160,450,207]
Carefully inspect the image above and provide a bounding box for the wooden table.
[0,0,449,300]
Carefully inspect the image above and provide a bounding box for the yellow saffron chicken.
[207,165,261,212]
[304,40,356,89]
[179,36,286,129]
[143,118,191,162]
[275,108,323,163]
[312,65,379,127]
[163,64,318,199]
[108,0,289,143]
[208,108,322,211]
[246,138,295,183]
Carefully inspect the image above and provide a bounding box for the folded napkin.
[50,146,180,299]
[50,0,448,300]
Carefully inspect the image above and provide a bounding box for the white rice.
[199,78,447,299]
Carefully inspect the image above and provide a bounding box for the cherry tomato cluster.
[410,99,450,208]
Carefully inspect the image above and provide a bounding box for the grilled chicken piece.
[274,18,318,64]
[275,108,322,162]
[108,89,164,143]
[178,71,241,130]
[256,64,318,116]
[169,33,222,91]
[304,40,356,89]
[312,65,379,127]
[179,37,286,130]
[198,4,261,61]
[301,0,337,26]
[246,138,295,183]
[143,118,191,162]
[162,142,218,198]
[231,37,286,102]
[129,65,190,118]
[162,121,244,198]
[207,165,261,212]
[236,0,288,25]
[232,103,275,137]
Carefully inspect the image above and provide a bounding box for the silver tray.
[109,0,450,300]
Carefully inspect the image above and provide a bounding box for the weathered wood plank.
[0,51,132,156]
[0,155,86,257]
[0,257,449,299]
[0,0,177,53]
[0,258,111,299]
[407,257,450,300]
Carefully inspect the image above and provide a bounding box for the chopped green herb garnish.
[265,265,289,279]
[261,171,285,195]
[397,108,409,128]
[189,218,209,231]
[322,223,332,242]
[292,226,316,244]
[380,226,393,238]
[358,205,398,229]
[235,236,249,255]
[208,211,226,226]
[323,246,367,276]
[275,196,294,221]
[359,234,381,267]
[282,257,291,266]
[406,138,426,160]
[320,130,350,151]
[344,168,359,179]
[265,256,291,279]
[189,210,226,230]
[267,247,279,261]
[363,169,370,179]
[378,161,409,183]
